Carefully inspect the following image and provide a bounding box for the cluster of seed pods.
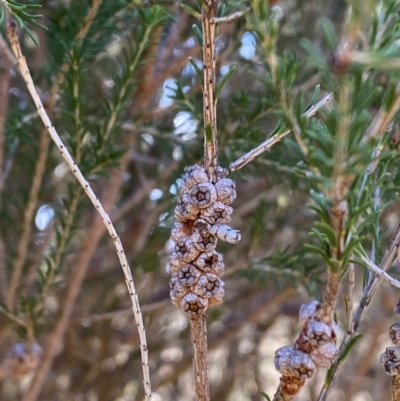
[274,300,340,385]
[381,300,400,376]
[167,165,240,316]
[0,342,42,379]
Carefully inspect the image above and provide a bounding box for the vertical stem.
[393,375,400,401]
[190,316,210,401]
[187,2,220,399]
[202,0,219,182]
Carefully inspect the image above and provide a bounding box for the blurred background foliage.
[0,0,400,400]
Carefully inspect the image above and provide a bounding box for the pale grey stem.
[7,24,152,400]
[356,254,400,290]
[346,263,355,334]
[317,224,400,401]
[363,83,400,143]
[211,7,250,23]
[228,92,333,173]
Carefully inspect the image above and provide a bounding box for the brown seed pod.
[194,273,224,301]
[202,201,233,225]
[310,342,339,368]
[170,221,191,242]
[290,350,316,380]
[181,165,208,193]
[0,343,43,379]
[173,237,200,263]
[169,276,188,305]
[177,264,201,286]
[190,183,217,208]
[209,224,241,244]
[395,298,400,315]
[192,218,211,234]
[215,178,236,205]
[299,300,320,327]
[274,346,295,376]
[391,322,400,345]
[381,346,400,376]
[179,293,208,316]
[192,231,217,252]
[193,251,225,275]
[168,250,185,275]
[306,321,332,346]
[174,194,200,222]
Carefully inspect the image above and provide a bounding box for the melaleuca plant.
[1,0,400,401]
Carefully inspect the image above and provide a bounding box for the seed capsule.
[193,251,225,275]
[274,346,295,376]
[193,218,211,234]
[190,183,217,208]
[169,276,188,305]
[174,194,200,222]
[209,224,241,244]
[381,346,400,376]
[179,293,208,316]
[299,300,320,326]
[194,273,224,301]
[290,350,316,380]
[177,264,201,286]
[168,250,185,275]
[215,178,236,205]
[171,221,191,242]
[390,322,400,345]
[173,237,200,263]
[181,165,208,193]
[306,321,332,346]
[192,231,217,252]
[0,342,43,378]
[310,342,338,368]
[202,201,233,225]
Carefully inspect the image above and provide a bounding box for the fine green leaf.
[216,66,236,101]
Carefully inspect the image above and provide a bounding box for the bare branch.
[7,22,152,401]
[356,253,400,290]
[228,92,333,173]
[211,7,250,23]
[317,224,400,401]
[202,0,219,182]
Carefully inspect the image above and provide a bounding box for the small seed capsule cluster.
[381,300,400,376]
[0,342,42,379]
[274,300,339,384]
[168,165,240,316]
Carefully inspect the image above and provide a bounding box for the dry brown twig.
[190,2,219,399]
[6,20,152,401]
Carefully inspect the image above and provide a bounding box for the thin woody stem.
[5,0,103,312]
[228,93,333,173]
[190,316,210,401]
[317,224,400,401]
[393,375,400,401]
[202,0,219,182]
[7,23,152,400]
[187,1,221,399]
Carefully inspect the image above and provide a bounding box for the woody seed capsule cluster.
[381,301,400,376]
[0,343,42,379]
[274,300,340,383]
[168,165,240,316]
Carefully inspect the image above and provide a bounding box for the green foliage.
[0,0,46,45]
[2,0,400,399]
